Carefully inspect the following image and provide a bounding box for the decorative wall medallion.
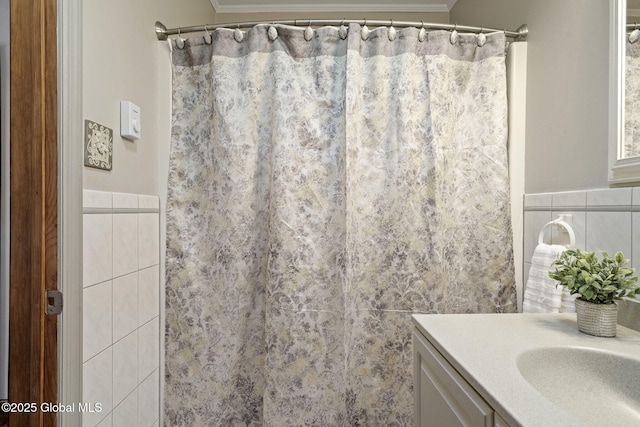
[84,119,113,171]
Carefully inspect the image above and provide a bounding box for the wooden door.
[8,0,58,425]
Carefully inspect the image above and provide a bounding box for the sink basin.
[517,347,640,427]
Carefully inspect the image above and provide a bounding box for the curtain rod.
[155,20,528,41]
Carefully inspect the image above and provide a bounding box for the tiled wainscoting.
[82,190,160,427]
[524,187,640,330]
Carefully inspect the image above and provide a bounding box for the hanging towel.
[523,243,565,313]
[559,287,578,313]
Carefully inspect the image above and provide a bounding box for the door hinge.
[46,289,63,315]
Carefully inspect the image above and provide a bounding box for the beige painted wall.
[452,0,611,193]
[210,11,448,25]
[82,0,216,194]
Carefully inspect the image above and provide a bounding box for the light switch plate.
[84,120,113,171]
[120,101,141,140]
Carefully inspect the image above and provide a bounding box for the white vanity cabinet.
[412,313,640,427]
[413,327,507,427]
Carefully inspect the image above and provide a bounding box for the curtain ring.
[450,23,459,45]
[418,20,427,42]
[339,18,348,40]
[234,23,244,43]
[388,19,396,41]
[361,18,370,40]
[304,19,314,41]
[294,19,297,26]
[268,23,278,41]
[204,24,212,44]
[176,27,185,49]
[476,27,486,47]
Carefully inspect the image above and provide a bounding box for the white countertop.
[412,313,640,427]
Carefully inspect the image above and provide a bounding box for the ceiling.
[210,0,458,13]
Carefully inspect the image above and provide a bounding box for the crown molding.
[210,0,455,14]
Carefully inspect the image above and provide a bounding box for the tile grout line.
[84,207,160,214]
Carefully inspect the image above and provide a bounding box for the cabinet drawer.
[413,328,493,427]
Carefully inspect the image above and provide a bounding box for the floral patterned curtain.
[165,23,516,426]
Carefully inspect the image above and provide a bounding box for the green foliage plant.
[549,248,640,304]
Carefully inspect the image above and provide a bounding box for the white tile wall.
[96,413,113,427]
[523,187,640,329]
[83,281,113,362]
[633,213,640,273]
[83,190,161,427]
[586,187,632,206]
[138,369,160,427]
[83,348,113,427]
[139,266,159,325]
[550,190,586,208]
[524,188,637,267]
[113,332,139,405]
[139,213,160,269]
[113,272,139,342]
[83,214,113,287]
[113,391,138,427]
[113,214,139,278]
[585,212,632,256]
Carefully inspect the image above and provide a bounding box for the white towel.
[523,244,565,313]
[559,287,577,313]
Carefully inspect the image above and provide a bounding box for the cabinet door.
[494,412,511,427]
[413,328,493,427]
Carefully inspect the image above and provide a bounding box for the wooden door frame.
[6,0,83,425]
[9,0,58,425]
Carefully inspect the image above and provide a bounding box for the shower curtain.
[165,23,516,426]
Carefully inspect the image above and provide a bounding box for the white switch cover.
[120,101,141,140]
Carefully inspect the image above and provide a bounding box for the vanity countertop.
[412,313,640,427]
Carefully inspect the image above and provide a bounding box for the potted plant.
[549,248,640,337]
